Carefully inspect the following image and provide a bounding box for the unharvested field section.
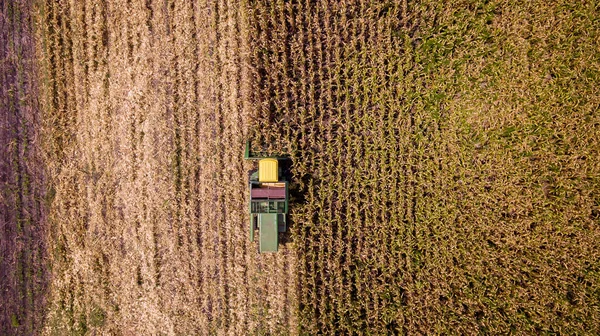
[249,0,600,334]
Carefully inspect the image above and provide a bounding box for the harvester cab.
[244,141,289,253]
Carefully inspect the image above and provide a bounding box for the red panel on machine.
[251,186,286,199]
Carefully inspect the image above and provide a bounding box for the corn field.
[251,0,600,333]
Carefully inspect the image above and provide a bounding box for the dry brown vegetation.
[38,0,295,335]
[1,0,600,335]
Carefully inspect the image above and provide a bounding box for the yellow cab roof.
[258,158,279,182]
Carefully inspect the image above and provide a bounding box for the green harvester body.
[244,142,289,253]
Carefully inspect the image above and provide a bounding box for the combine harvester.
[244,142,289,253]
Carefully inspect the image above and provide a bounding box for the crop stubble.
[40,0,296,335]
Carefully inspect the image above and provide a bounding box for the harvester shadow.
[278,158,302,246]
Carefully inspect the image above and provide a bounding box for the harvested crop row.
[39,0,296,335]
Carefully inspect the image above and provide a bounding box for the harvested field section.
[249,0,600,334]
[0,0,47,334]
[39,0,295,335]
